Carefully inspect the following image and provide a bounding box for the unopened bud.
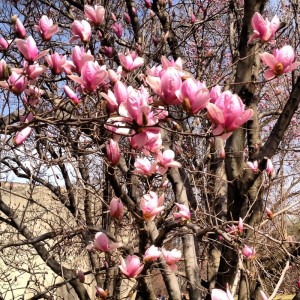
[266,208,273,219]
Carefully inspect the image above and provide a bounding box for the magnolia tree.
[0,0,300,299]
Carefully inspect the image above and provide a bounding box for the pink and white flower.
[119,255,143,278]
[35,15,59,41]
[144,245,161,262]
[84,5,105,26]
[162,248,181,271]
[248,12,280,43]
[140,191,165,221]
[260,45,300,80]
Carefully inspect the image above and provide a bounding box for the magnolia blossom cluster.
[248,13,300,79]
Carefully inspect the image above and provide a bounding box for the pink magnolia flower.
[175,78,210,114]
[9,71,27,95]
[12,16,26,38]
[162,248,181,271]
[0,37,9,51]
[64,85,80,106]
[112,23,122,38]
[118,86,157,126]
[155,149,182,175]
[71,46,94,74]
[45,52,66,75]
[77,268,85,283]
[140,191,165,221]
[118,51,144,72]
[266,158,274,176]
[147,67,182,105]
[101,80,128,112]
[88,232,120,252]
[68,61,107,92]
[260,45,300,80]
[134,157,157,176]
[242,245,256,259]
[95,286,108,299]
[23,62,47,80]
[84,5,105,25]
[174,203,190,221]
[246,160,258,173]
[14,127,33,145]
[70,20,92,43]
[211,287,234,300]
[16,36,48,62]
[35,15,59,41]
[144,245,161,262]
[206,91,253,139]
[106,139,120,166]
[248,12,280,43]
[260,290,268,300]
[119,255,144,278]
[130,128,162,154]
[109,197,124,220]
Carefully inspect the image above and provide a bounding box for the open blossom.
[242,245,256,259]
[106,139,120,166]
[260,45,300,80]
[119,255,143,278]
[70,20,92,43]
[35,15,59,41]
[174,203,190,221]
[112,23,122,38]
[211,286,234,300]
[130,128,162,154]
[16,36,48,62]
[134,157,157,176]
[9,71,28,95]
[109,197,124,220]
[140,191,165,221]
[69,61,107,92]
[87,232,120,252]
[101,80,128,112]
[23,62,47,80]
[45,52,66,75]
[155,149,182,175]
[118,51,144,72]
[84,5,105,25]
[144,245,161,262]
[210,85,222,103]
[147,67,182,105]
[71,46,94,74]
[175,78,210,114]
[162,248,181,271]
[248,12,280,43]
[206,91,253,139]
[118,86,157,127]
[14,127,33,145]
